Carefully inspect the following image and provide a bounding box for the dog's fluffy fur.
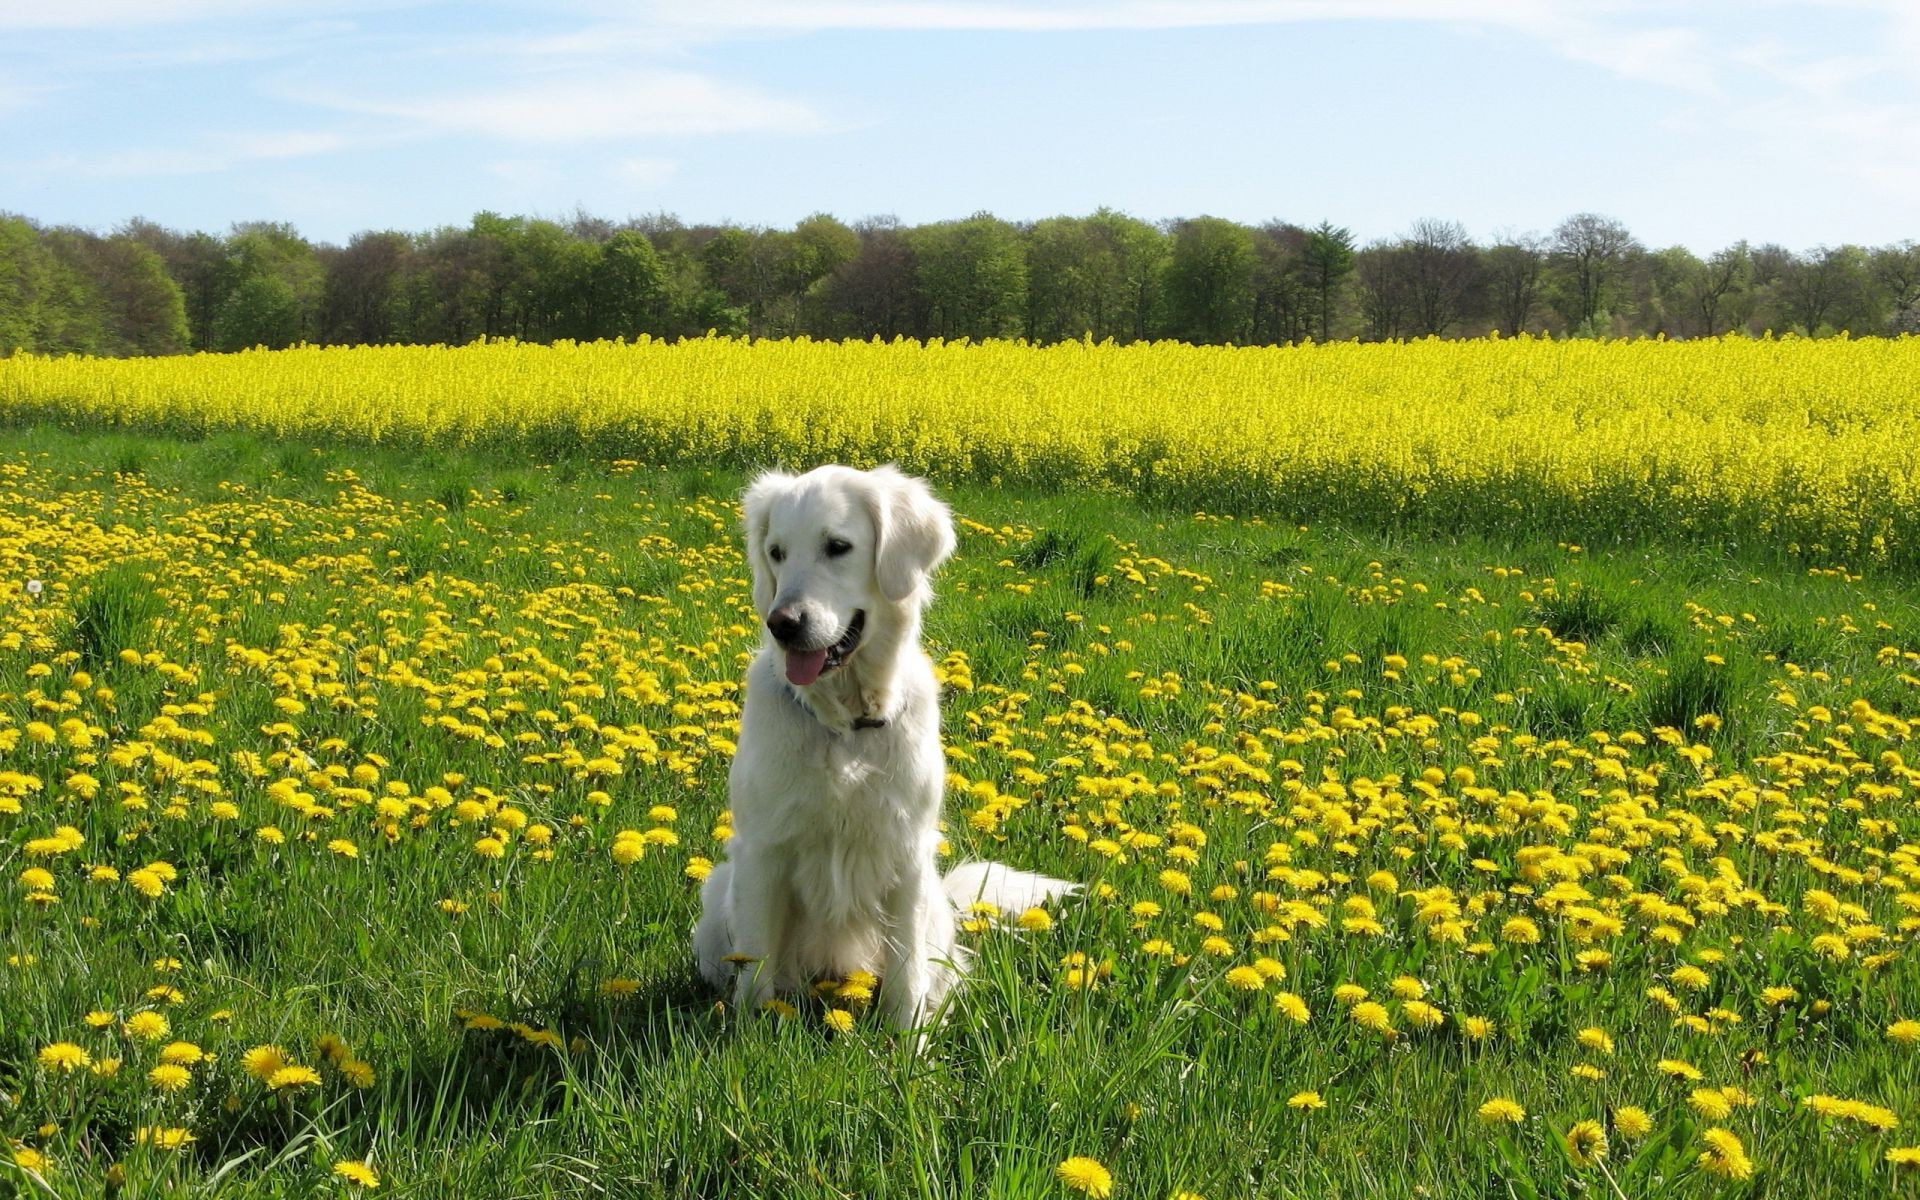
[693,464,1074,1032]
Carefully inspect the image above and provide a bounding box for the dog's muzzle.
[781,609,866,686]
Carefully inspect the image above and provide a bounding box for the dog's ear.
[867,466,956,604]
[741,471,793,616]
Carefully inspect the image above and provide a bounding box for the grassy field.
[2,422,1919,1198]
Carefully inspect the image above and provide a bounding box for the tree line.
[3,208,1917,357]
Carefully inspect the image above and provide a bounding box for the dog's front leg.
[727,849,791,1014]
[879,865,942,1035]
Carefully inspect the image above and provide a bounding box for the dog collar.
[784,684,888,733]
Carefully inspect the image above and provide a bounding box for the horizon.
[4,2,1917,255]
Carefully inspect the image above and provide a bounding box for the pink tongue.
[785,648,829,686]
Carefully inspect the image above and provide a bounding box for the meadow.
[0,337,1918,1198]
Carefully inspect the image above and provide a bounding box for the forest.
[3,207,1917,356]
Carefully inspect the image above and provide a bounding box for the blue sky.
[3,1,1915,252]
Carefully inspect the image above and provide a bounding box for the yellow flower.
[37,1042,91,1073]
[1564,1119,1608,1168]
[1697,1128,1753,1180]
[334,1159,381,1187]
[474,836,506,859]
[341,1059,376,1088]
[1017,907,1054,932]
[1287,1090,1327,1111]
[1656,1058,1702,1081]
[1223,965,1265,992]
[268,1065,323,1090]
[126,868,166,898]
[1477,1097,1526,1125]
[136,1127,197,1151]
[1273,992,1310,1023]
[1614,1106,1653,1140]
[241,1044,289,1081]
[1576,1026,1613,1055]
[148,1063,193,1092]
[1459,1015,1495,1041]
[1501,916,1541,944]
[1689,1088,1733,1120]
[1888,1020,1920,1045]
[823,1009,855,1034]
[1350,1001,1394,1037]
[124,1011,169,1041]
[1056,1156,1113,1197]
[1887,1146,1920,1169]
[11,1145,48,1173]
[328,838,359,858]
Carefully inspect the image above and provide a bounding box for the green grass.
[1,424,1918,1198]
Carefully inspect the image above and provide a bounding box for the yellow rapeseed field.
[2,333,1918,560]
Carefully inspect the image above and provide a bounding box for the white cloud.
[611,156,677,187]
[313,70,824,142]
[0,1,393,31]
[637,0,1534,34]
[36,128,357,177]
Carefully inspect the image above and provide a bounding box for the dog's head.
[742,464,956,687]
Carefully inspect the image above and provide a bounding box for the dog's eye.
[768,545,785,564]
[824,538,852,558]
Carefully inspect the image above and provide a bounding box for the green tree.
[1482,235,1547,336]
[592,230,668,338]
[1300,221,1355,341]
[1250,223,1313,345]
[1550,213,1638,334]
[910,213,1027,340]
[212,273,303,350]
[1163,216,1254,345]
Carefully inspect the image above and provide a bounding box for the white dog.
[694,464,1074,1034]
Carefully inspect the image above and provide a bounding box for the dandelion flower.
[1614,1106,1653,1140]
[136,1127,196,1151]
[823,1009,855,1034]
[268,1065,323,1090]
[124,1011,169,1041]
[1056,1155,1113,1197]
[1565,1119,1608,1168]
[1477,1098,1526,1125]
[1350,1001,1394,1037]
[1273,992,1310,1023]
[1689,1088,1733,1120]
[1224,965,1265,992]
[1287,1091,1326,1111]
[334,1159,380,1187]
[148,1063,192,1092]
[242,1044,289,1080]
[38,1042,91,1073]
[1697,1128,1753,1180]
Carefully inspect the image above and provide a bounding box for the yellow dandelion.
[1614,1106,1653,1140]
[148,1063,193,1092]
[268,1065,323,1090]
[38,1042,91,1073]
[1565,1119,1608,1168]
[241,1044,289,1080]
[1056,1156,1113,1197]
[1697,1128,1753,1180]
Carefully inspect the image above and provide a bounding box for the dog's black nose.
[767,606,805,643]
